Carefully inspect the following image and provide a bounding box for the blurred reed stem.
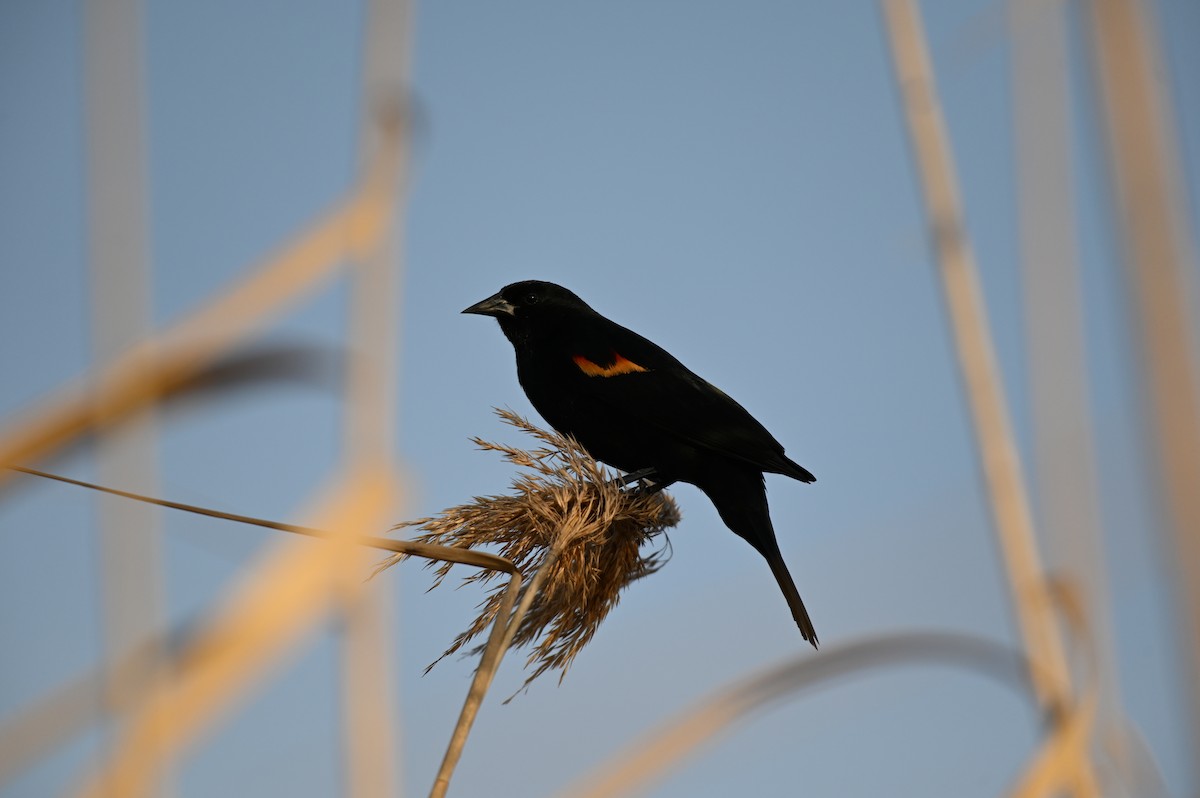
[1087,0,1200,772]
[882,0,1098,793]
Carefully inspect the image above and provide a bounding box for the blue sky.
[2,1,1199,796]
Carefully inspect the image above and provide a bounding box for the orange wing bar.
[572,353,649,377]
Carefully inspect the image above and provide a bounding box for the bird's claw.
[613,468,675,495]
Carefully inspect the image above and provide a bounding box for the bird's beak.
[462,292,516,317]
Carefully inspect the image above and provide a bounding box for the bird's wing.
[566,322,814,481]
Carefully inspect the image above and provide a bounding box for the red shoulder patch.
[572,352,649,377]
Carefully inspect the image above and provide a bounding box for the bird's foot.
[613,468,676,495]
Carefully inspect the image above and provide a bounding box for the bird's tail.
[764,547,819,648]
[703,471,819,648]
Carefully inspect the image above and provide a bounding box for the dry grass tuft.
[375,408,680,688]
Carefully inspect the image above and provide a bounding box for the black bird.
[463,280,819,647]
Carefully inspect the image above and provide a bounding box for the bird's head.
[462,280,593,344]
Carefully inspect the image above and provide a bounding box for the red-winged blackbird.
[464,280,819,647]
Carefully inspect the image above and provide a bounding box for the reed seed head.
[375,408,681,688]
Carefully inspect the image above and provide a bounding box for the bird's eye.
[524,292,540,305]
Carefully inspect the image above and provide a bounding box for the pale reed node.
[375,408,681,688]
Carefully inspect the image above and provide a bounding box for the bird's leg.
[614,468,676,495]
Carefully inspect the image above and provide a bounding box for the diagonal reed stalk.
[4,468,518,796]
[0,134,400,490]
[429,548,548,798]
[5,465,515,602]
[881,0,1073,713]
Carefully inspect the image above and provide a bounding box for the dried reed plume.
[375,408,681,688]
